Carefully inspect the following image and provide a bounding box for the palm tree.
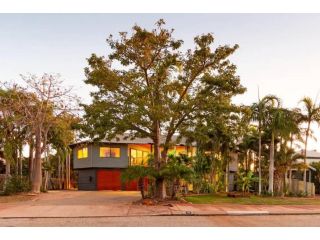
[251,95,280,195]
[275,140,304,195]
[264,96,284,195]
[298,97,320,194]
[121,165,155,199]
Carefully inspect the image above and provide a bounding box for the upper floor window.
[130,148,149,165]
[100,147,121,158]
[77,147,88,159]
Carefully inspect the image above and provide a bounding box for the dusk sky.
[1,13,320,150]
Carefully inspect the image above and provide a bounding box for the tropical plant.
[298,97,320,194]
[236,170,258,193]
[251,95,281,195]
[121,165,156,199]
[160,154,194,199]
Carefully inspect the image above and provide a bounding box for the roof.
[296,150,320,166]
[70,133,195,147]
[297,150,320,159]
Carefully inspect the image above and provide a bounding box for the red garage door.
[125,178,149,191]
[97,169,122,190]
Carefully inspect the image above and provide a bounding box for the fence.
[287,178,315,196]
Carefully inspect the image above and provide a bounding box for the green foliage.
[121,165,156,199]
[121,165,155,183]
[161,154,194,181]
[4,175,31,195]
[236,170,258,193]
[310,162,320,194]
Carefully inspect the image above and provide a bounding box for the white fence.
[287,178,315,196]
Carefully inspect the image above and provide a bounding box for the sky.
[1,13,320,150]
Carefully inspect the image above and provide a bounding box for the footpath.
[1,202,320,218]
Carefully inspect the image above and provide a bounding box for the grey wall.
[73,144,93,169]
[78,169,97,190]
[73,143,129,169]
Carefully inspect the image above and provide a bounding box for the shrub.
[4,175,31,195]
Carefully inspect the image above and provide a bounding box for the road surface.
[1,215,320,227]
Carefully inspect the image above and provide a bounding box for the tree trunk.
[268,131,275,195]
[67,151,71,189]
[31,126,42,193]
[62,157,65,189]
[18,145,23,176]
[303,122,310,194]
[258,128,262,195]
[66,152,70,190]
[282,169,287,197]
[28,138,34,181]
[5,162,11,176]
[58,155,62,189]
[15,148,19,175]
[153,120,166,199]
[288,169,292,192]
[225,157,229,193]
[138,177,145,199]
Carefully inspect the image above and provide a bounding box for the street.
[1,215,320,227]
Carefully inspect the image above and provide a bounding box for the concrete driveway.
[26,190,141,206]
[0,190,146,218]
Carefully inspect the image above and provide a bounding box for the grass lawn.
[184,193,320,205]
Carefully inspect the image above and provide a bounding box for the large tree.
[81,20,245,198]
[12,74,76,193]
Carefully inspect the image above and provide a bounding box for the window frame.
[77,147,88,159]
[130,148,149,166]
[99,146,121,158]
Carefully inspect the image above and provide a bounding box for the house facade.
[71,134,196,191]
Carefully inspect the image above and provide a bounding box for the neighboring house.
[70,134,197,191]
[293,150,320,180]
[289,150,320,195]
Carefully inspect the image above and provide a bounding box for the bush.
[4,175,31,195]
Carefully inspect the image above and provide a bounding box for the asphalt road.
[1,215,320,227]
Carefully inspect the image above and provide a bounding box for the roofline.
[69,140,194,147]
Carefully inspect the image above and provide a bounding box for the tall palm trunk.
[303,121,310,194]
[268,131,275,195]
[258,127,262,195]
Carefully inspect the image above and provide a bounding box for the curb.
[1,211,320,219]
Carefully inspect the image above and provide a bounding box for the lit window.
[99,147,120,158]
[110,148,120,157]
[77,147,88,159]
[143,151,149,161]
[130,148,149,165]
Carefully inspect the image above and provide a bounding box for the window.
[77,147,88,159]
[99,147,121,158]
[130,148,149,165]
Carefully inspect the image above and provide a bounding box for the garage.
[97,169,122,190]
[95,169,148,191]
